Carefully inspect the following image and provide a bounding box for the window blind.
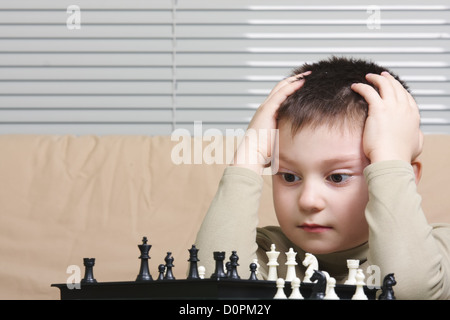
[0,0,448,135]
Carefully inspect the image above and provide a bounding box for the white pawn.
[288,277,303,300]
[345,259,359,285]
[352,269,368,300]
[198,266,206,279]
[273,278,287,299]
[324,277,340,300]
[285,248,298,282]
[266,244,280,281]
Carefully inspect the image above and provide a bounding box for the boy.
[195,57,450,299]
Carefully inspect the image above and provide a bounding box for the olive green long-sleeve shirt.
[195,161,450,299]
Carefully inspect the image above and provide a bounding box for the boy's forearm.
[194,166,264,279]
[364,160,450,299]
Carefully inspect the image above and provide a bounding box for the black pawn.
[225,262,231,278]
[187,245,200,280]
[248,263,258,281]
[228,251,240,280]
[164,252,175,280]
[210,251,227,279]
[157,264,165,281]
[379,273,397,300]
[81,258,97,284]
[136,236,153,281]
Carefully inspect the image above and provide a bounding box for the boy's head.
[272,57,412,255]
[277,56,409,134]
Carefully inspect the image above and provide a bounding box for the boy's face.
[272,120,370,254]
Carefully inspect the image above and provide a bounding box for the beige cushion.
[0,134,448,299]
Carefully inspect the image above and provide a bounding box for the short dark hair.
[277,56,410,134]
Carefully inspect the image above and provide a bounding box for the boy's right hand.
[232,72,310,174]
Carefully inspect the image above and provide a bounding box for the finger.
[406,90,420,113]
[250,76,306,128]
[351,82,384,108]
[267,76,306,107]
[381,71,410,102]
[365,73,396,101]
[268,71,311,99]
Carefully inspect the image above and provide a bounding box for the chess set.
[51,237,396,300]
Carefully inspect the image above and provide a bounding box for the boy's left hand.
[351,71,424,164]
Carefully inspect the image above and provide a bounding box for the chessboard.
[51,237,394,300]
[51,278,377,300]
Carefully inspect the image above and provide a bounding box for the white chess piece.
[288,277,303,299]
[266,244,280,281]
[352,269,368,300]
[285,248,298,282]
[273,278,287,299]
[344,259,359,285]
[302,253,318,283]
[324,277,340,300]
[198,266,206,279]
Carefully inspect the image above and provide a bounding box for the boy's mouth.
[299,223,332,233]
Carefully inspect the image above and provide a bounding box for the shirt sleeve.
[194,166,264,279]
[364,160,450,299]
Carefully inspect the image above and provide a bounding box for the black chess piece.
[136,236,153,281]
[81,258,97,284]
[379,273,397,300]
[157,264,165,281]
[210,251,227,279]
[187,245,200,280]
[228,251,240,280]
[309,270,327,300]
[248,263,258,281]
[225,261,231,278]
[164,252,175,280]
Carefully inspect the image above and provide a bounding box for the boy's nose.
[297,181,326,214]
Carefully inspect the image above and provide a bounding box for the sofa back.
[0,134,448,299]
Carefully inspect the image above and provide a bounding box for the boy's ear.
[411,159,422,185]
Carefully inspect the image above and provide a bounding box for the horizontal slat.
[0,67,173,81]
[1,81,444,96]
[0,109,172,122]
[176,54,450,67]
[0,54,172,66]
[1,9,450,24]
[0,0,172,10]
[2,26,449,39]
[3,39,450,53]
[177,25,450,37]
[0,82,172,95]
[0,39,172,52]
[0,96,173,108]
[1,67,449,82]
[1,0,448,11]
[2,29,450,40]
[1,95,446,111]
[2,54,448,68]
[0,26,172,38]
[0,109,254,124]
[0,123,175,135]
[0,11,172,24]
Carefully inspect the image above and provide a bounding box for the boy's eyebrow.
[278,152,363,166]
[320,154,363,165]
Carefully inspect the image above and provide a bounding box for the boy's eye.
[328,174,351,184]
[281,173,300,183]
